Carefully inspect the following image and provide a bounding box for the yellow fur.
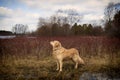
[50,40,84,72]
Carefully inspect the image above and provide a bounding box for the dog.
[50,40,84,72]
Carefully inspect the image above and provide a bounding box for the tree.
[104,21,113,36]
[36,9,83,36]
[104,2,118,35]
[71,23,81,35]
[104,2,115,22]
[78,24,84,35]
[51,23,59,36]
[12,24,28,35]
[86,24,93,35]
[104,2,120,38]
[36,25,51,36]
[61,23,70,36]
[56,9,83,26]
[82,24,88,35]
[38,17,48,27]
[93,26,103,36]
[50,15,62,26]
[104,2,120,22]
[112,10,120,38]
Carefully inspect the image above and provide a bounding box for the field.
[0,36,120,80]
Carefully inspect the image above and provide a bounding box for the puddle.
[1,72,120,80]
[79,72,119,80]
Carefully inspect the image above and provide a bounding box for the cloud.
[81,13,104,24]
[84,14,103,21]
[19,0,109,22]
[20,0,119,14]
[0,7,40,31]
[0,0,119,31]
[20,0,115,11]
[0,7,13,18]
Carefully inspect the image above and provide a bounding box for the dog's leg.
[56,60,59,71]
[75,62,78,69]
[59,60,63,72]
[72,55,78,69]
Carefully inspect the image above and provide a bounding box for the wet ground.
[1,71,120,80]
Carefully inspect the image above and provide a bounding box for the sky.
[0,0,120,32]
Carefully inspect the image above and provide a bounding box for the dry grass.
[1,54,120,80]
[0,36,120,80]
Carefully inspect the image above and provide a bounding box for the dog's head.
[50,40,61,49]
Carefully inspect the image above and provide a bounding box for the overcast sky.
[0,0,119,31]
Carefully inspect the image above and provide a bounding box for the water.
[1,72,119,80]
[0,35,16,39]
[79,72,119,80]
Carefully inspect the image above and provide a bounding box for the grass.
[1,56,82,80]
[0,36,120,80]
[1,54,120,80]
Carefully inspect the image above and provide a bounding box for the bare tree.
[104,2,120,38]
[36,9,83,36]
[38,9,82,28]
[104,2,120,22]
[38,17,47,27]
[56,9,83,26]
[12,24,28,35]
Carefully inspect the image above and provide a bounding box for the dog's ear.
[55,42,61,47]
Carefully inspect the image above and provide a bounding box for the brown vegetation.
[0,36,120,80]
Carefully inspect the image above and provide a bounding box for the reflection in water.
[1,71,120,80]
[0,35,16,39]
[80,72,109,80]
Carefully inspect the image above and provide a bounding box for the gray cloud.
[0,0,119,31]
[0,7,40,31]
[19,0,112,21]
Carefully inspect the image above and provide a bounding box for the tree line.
[34,2,120,37]
[34,9,103,36]
[35,22,103,36]
[12,2,120,38]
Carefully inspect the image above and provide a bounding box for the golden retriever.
[50,40,84,72]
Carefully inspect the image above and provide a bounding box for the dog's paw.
[56,69,59,71]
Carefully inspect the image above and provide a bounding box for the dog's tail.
[73,49,85,65]
[78,56,85,65]
[76,51,85,65]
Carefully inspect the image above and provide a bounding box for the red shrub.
[0,36,120,58]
